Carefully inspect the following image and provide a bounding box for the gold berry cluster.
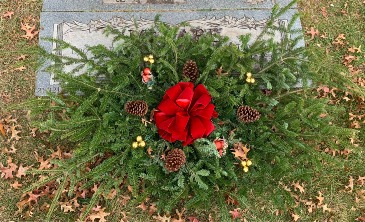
[132,136,146,148]
[241,159,253,173]
[245,72,255,84]
[143,55,155,64]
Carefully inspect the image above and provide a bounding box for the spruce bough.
[24,1,357,219]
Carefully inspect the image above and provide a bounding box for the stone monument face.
[36,0,303,96]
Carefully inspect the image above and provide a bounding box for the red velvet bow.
[154,82,218,146]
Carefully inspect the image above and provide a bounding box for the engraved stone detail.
[244,0,271,4]
[49,16,287,85]
[103,0,186,4]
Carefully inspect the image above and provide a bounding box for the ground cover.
[0,0,364,221]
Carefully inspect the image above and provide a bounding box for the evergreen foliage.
[24,0,358,219]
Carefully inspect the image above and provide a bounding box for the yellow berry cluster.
[245,72,255,84]
[132,136,146,148]
[143,55,155,64]
[241,159,253,173]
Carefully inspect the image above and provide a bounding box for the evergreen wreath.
[24,1,356,220]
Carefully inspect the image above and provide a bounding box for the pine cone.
[183,60,199,82]
[237,105,261,123]
[165,149,186,172]
[124,100,148,117]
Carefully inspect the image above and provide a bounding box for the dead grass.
[0,0,364,221]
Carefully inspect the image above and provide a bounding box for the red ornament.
[141,67,154,86]
[143,67,151,76]
[154,82,218,146]
[214,138,228,157]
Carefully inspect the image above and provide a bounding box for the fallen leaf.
[153,214,172,222]
[231,142,250,160]
[10,125,21,141]
[306,27,319,40]
[14,66,26,72]
[3,144,17,154]
[229,208,242,220]
[188,216,200,222]
[88,208,110,222]
[50,146,66,159]
[356,217,365,221]
[292,181,305,193]
[333,34,347,47]
[38,157,52,170]
[105,189,117,200]
[27,192,41,204]
[21,22,39,40]
[1,165,17,179]
[345,176,354,193]
[322,204,332,213]
[2,11,14,19]
[92,184,98,193]
[17,55,27,60]
[136,201,147,211]
[316,191,324,206]
[147,147,153,156]
[148,202,157,215]
[0,123,6,136]
[356,190,365,201]
[171,208,185,222]
[357,176,365,185]
[321,7,328,17]
[16,164,30,178]
[60,202,75,212]
[92,205,102,212]
[127,185,133,193]
[11,180,22,189]
[291,213,300,221]
[119,195,131,206]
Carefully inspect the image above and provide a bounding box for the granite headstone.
[36,0,303,96]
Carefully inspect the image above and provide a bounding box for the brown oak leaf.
[1,162,17,179]
[188,216,200,222]
[0,123,6,137]
[316,191,324,206]
[292,181,305,193]
[38,157,52,170]
[17,54,27,60]
[14,66,26,72]
[2,11,14,19]
[21,22,39,40]
[321,7,328,17]
[136,201,147,211]
[16,164,30,178]
[148,202,157,215]
[88,208,110,222]
[356,217,365,221]
[322,204,332,213]
[105,189,117,200]
[60,202,75,212]
[10,125,21,141]
[3,144,17,154]
[153,214,172,222]
[229,208,242,220]
[27,192,42,204]
[291,213,300,221]
[306,27,319,40]
[11,180,22,189]
[172,208,185,222]
[345,176,354,193]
